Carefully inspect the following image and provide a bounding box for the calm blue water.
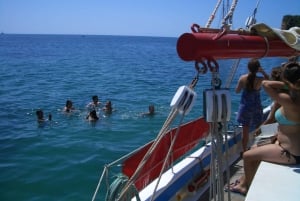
[0,34,286,201]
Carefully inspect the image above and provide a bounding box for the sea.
[0,34,287,201]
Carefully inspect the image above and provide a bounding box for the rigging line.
[245,0,261,29]
[252,0,261,20]
[209,72,231,201]
[118,108,179,200]
[209,77,219,201]
[91,165,109,201]
[221,0,239,28]
[205,0,223,28]
[93,129,166,199]
[150,112,186,201]
[223,122,232,201]
[221,3,263,200]
[119,74,199,199]
[225,0,261,89]
[225,59,240,89]
[209,122,218,201]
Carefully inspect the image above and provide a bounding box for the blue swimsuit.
[275,109,300,126]
[275,109,300,164]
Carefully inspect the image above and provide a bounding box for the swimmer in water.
[141,105,155,117]
[63,100,75,113]
[102,100,113,114]
[87,95,101,111]
[86,110,99,121]
[36,109,52,123]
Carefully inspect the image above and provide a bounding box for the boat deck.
[202,158,300,201]
[200,159,246,201]
[224,159,245,201]
[246,161,300,201]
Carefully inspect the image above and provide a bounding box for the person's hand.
[254,128,261,137]
[258,67,265,73]
[259,67,269,79]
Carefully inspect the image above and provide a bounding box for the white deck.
[245,161,300,201]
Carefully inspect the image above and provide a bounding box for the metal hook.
[207,58,219,73]
[195,60,208,74]
[191,24,201,33]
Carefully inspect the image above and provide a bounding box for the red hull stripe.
[122,117,209,190]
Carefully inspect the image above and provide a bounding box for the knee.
[243,149,260,162]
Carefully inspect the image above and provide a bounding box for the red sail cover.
[122,117,209,191]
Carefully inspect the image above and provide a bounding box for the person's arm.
[235,76,244,93]
[254,102,277,136]
[262,80,290,105]
[263,102,280,125]
[258,67,269,80]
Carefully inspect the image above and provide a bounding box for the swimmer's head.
[36,109,44,120]
[149,105,155,114]
[92,95,98,102]
[66,100,73,107]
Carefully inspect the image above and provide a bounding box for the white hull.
[134,128,243,201]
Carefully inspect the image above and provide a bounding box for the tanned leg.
[229,144,296,195]
[243,154,260,188]
[242,125,249,152]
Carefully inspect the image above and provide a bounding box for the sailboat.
[91,1,300,201]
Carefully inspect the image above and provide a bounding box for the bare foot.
[225,183,247,196]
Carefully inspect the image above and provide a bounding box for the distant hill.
[281,15,300,29]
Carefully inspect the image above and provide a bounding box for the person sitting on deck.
[254,66,286,136]
[226,62,300,196]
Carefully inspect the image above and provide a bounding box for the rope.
[207,60,232,201]
[117,108,179,200]
[223,122,231,201]
[221,0,238,28]
[150,113,186,201]
[105,174,141,201]
[245,0,261,29]
[205,0,223,28]
[118,69,201,200]
[209,90,226,201]
[225,0,262,89]
[225,59,240,88]
[93,108,179,201]
[92,165,109,201]
[91,108,178,201]
[220,93,231,201]
[206,1,264,201]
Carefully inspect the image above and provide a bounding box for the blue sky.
[1,0,299,37]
